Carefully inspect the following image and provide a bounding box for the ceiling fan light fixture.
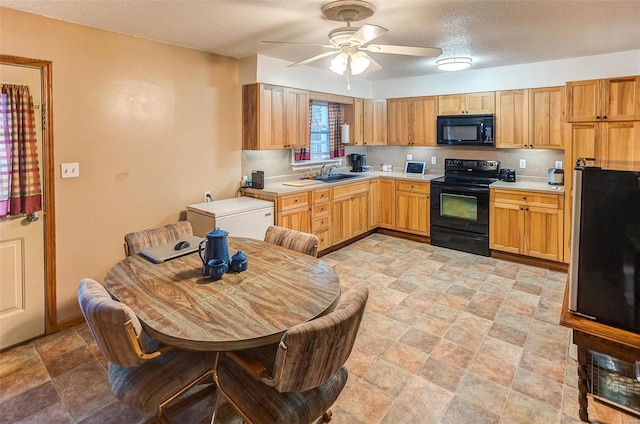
[330,52,348,75]
[349,52,370,75]
[436,57,472,71]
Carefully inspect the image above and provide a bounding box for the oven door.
[430,182,490,234]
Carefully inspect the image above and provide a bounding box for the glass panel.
[310,101,330,160]
[440,193,478,220]
[444,125,478,142]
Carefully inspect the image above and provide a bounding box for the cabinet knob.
[603,116,608,119]
[596,116,601,119]
[294,199,298,203]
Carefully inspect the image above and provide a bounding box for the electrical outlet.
[61,162,79,178]
[204,191,212,203]
[555,161,563,169]
[406,154,412,161]
[519,159,526,169]
[431,157,437,165]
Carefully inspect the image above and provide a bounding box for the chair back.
[272,287,368,393]
[77,278,155,367]
[264,225,319,257]
[124,221,193,256]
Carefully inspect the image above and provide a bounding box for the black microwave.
[437,114,494,147]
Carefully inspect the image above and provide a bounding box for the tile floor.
[1,233,640,423]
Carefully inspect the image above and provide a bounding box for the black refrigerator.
[569,165,640,333]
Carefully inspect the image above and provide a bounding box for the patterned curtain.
[0,84,42,218]
[329,103,345,158]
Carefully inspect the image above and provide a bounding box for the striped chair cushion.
[264,225,319,257]
[272,287,368,393]
[77,278,156,367]
[216,357,347,424]
[124,221,193,256]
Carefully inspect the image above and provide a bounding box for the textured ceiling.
[2,0,640,80]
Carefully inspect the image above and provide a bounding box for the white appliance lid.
[186,197,273,218]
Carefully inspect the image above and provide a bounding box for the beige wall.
[0,8,242,321]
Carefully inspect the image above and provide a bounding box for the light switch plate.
[61,162,79,178]
[406,154,412,160]
[555,161,563,169]
[519,159,526,169]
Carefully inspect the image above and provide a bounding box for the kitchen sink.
[311,173,363,183]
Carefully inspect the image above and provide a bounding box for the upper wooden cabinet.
[387,96,438,146]
[495,87,565,149]
[243,84,309,150]
[363,99,387,145]
[529,86,565,149]
[438,91,495,115]
[495,90,529,148]
[566,76,640,122]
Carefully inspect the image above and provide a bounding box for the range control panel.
[444,159,499,172]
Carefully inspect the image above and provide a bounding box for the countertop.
[244,171,565,197]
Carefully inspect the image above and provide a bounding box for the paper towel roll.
[341,124,350,144]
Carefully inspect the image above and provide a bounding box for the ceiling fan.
[263,0,442,86]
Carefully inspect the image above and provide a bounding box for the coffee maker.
[349,153,366,172]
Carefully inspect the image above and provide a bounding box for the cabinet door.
[495,90,529,148]
[438,94,465,115]
[567,79,600,122]
[387,98,412,145]
[259,85,287,149]
[601,121,640,168]
[524,205,563,262]
[367,179,380,229]
[279,206,311,233]
[351,192,369,236]
[412,96,438,146]
[529,86,565,149]
[363,99,387,145]
[379,178,395,229]
[353,98,364,145]
[286,88,310,148]
[603,76,639,121]
[396,191,429,235]
[466,92,495,114]
[489,202,523,255]
[331,197,351,245]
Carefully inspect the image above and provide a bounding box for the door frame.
[1,54,57,335]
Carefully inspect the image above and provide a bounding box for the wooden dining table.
[104,237,341,351]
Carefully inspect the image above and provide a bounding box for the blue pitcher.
[199,227,230,276]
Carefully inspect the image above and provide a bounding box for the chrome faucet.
[323,165,337,176]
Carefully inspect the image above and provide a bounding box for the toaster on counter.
[499,168,516,182]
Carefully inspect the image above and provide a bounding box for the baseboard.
[490,250,569,272]
[56,315,86,330]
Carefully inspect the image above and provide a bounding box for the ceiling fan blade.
[364,44,443,57]
[263,40,334,48]
[349,24,388,46]
[288,50,339,67]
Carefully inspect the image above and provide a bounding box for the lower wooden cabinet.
[331,182,368,245]
[311,188,331,250]
[395,180,430,236]
[367,179,380,229]
[379,178,396,229]
[489,189,564,262]
[277,192,311,233]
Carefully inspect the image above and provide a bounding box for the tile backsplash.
[242,146,564,181]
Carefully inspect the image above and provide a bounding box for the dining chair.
[77,278,216,423]
[210,287,369,424]
[124,221,193,256]
[263,225,319,257]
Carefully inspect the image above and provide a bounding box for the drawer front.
[313,188,330,203]
[395,180,430,194]
[313,203,330,216]
[331,182,369,199]
[314,229,331,251]
[491,189,562,209]
[278,192,310,211]
[312,215,331,231]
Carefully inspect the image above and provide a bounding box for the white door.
[0,64,46,350]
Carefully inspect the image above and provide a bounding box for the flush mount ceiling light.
[436,57,472,71]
